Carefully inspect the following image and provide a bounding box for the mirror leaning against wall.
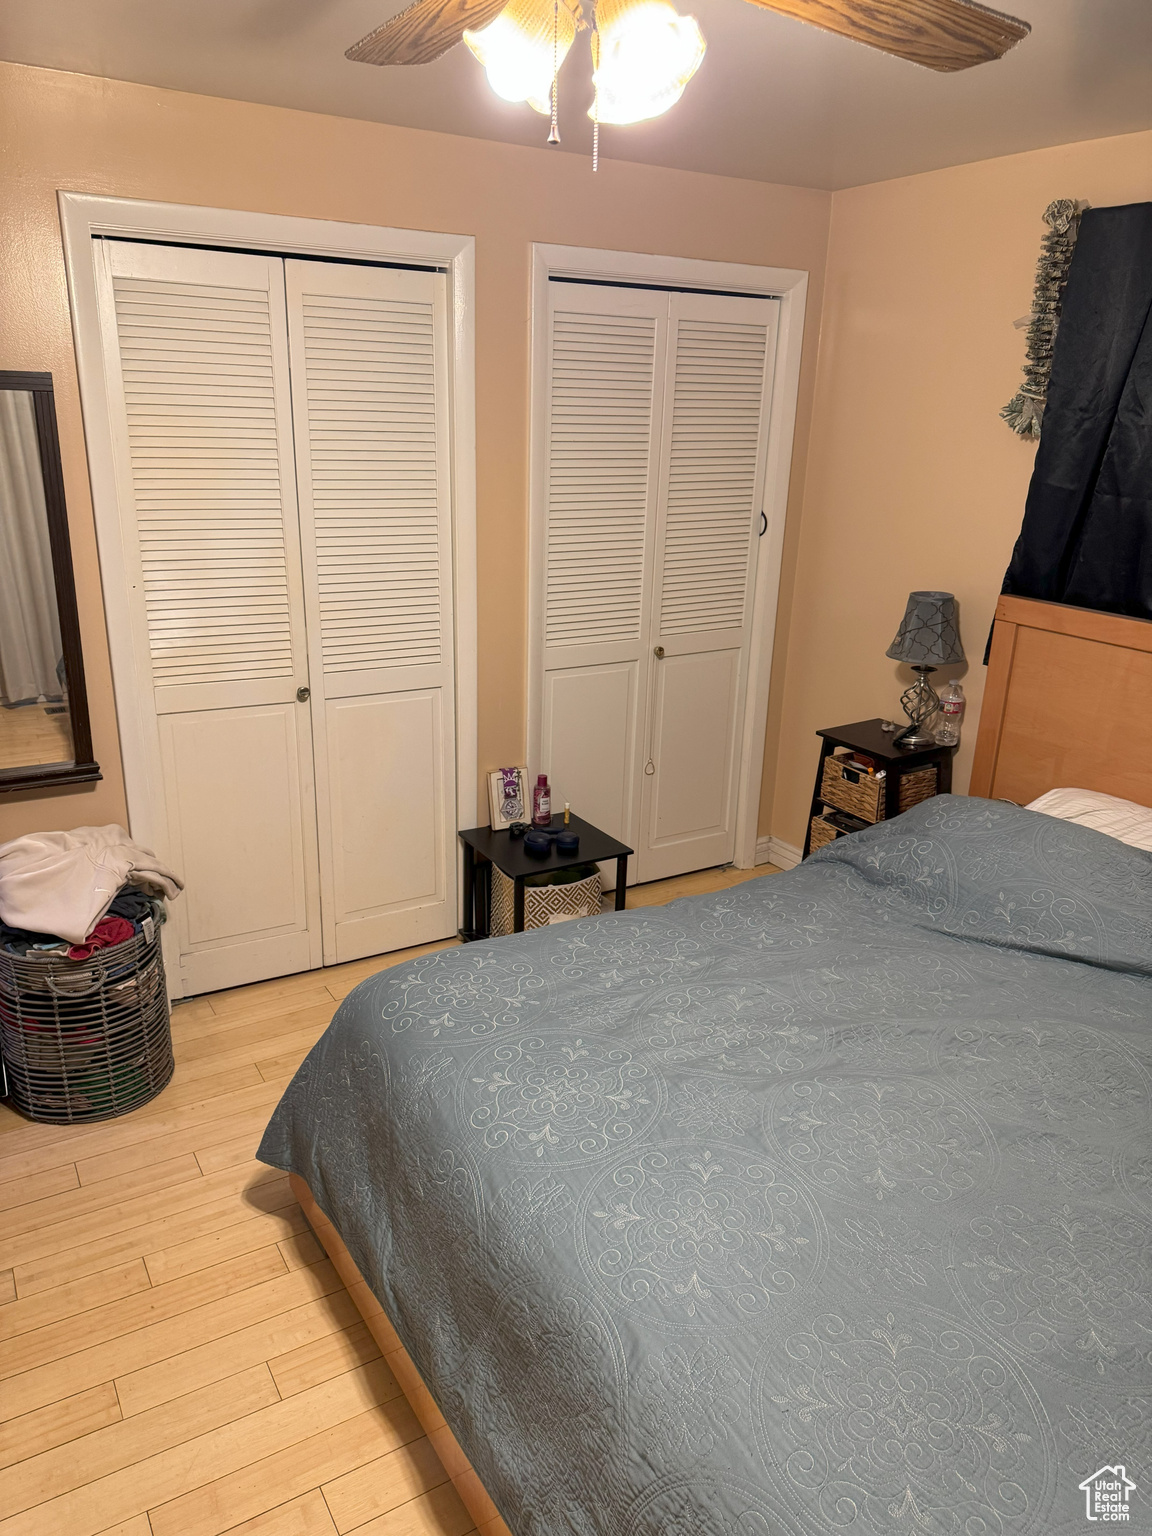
[0,372,99,791]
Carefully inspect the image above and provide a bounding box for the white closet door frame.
[528,245,808,871]
[60,194,477,986]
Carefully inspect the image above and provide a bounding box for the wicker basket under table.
[808,814,843,852]
[820,754,938,824]
[490,866,602,937]
[0,929,173,1124]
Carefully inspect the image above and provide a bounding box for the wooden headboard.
[970,595,1152,807]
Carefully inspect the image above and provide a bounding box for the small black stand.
[458,815,634,941]
[802,718,957,860]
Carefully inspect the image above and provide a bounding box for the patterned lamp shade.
[886,591,965,666]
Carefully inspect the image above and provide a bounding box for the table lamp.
[886,591,964,748]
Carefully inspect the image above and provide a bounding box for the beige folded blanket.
[0,825,183,944]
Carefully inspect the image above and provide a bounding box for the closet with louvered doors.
[95,240,457,993]
[535,280,778,885]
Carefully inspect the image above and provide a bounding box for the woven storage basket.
[897,765,939,813]
[820,755,938,824]
[490,866,602,937]
[809,815,842,852]
[0,929,173,1124]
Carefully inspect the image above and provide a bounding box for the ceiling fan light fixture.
[590,0,705,125]
[464,0,576,114]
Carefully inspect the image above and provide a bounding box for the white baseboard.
[756,834,802,870]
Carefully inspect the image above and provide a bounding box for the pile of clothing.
[0,825,183,960]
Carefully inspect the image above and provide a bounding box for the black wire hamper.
[0,928,173,1123]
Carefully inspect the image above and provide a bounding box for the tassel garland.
[1001,198,1087,439]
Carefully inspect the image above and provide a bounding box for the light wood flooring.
[0,862,776,1536]
[0,704,73,771]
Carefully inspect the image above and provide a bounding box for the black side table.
[803,718,957,859]
[459,815,633,940]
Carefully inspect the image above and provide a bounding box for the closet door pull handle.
[296,686,310,702]
[653,646,665,659]
[759,510,767,537]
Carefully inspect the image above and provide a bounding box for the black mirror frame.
[0,371,100,792]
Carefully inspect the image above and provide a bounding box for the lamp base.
[895,665,940,749]
[893,722,938,749]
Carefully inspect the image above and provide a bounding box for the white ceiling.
[2,0,1150,189]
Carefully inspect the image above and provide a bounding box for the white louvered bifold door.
[639,291,778,881]
[97,241,322,994]
[533,282,778,887]
[536,283,667,868]
[285,261,456,963]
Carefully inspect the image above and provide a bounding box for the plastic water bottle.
[936,680,965,745]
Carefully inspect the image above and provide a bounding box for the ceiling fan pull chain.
[548,0,561,144]
[591,4,599,172]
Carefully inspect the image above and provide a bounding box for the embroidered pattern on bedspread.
[259,796,1152,1536]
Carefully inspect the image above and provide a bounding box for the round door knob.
[296,686,310,702]
[653,646,665,659]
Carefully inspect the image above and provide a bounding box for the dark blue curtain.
[1000,201,1152,620]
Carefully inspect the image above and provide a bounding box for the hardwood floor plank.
[147,1390,423,1536]
[216,1489,337,1535]
[349,1481,477,1536]
[14,1177,295,1298]
[267,1319,381,1399]
[169,997,219,1025]
[73,1094,285,1188]
[0,1163,78,1214]
[144,1206,309,1288]
[0,1259,150,1343]
[0,1075,280,1187]
[2,1248,301,1422]
[1,1160,287,1275]
[0,1246,286,1384]
[174,1006,332,1068]
[0,1364,278,1518]
[0,1384,121,1472]
[196,1129,271,1177]
[94,1516,153,1536]
[0,1155,203,1250]
[136,1061,266,1109]
[115,1285,369,1418]
[321,1435,448,1533]
[205,972,340,1018]
[176,1026,331,1086]
[0,1064,264,1167]
[0,1270,15,1306]
[256,1051,312,1083]
[277,1232,324,1273]
[178,987,336,1038]
[0,1361,400,1536]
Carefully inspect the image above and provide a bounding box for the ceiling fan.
[345,0,1031,140]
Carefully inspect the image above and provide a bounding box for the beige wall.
[0,59,831,845]
[5,57,1150,863]
[768,126,1152,850]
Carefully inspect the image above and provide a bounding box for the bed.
[258,596,1152,1536]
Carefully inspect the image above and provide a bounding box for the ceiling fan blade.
[743,0,1030,71]
[347,0,511,65]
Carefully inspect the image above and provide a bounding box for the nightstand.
[459,815,633,940]
[803,718,957,859]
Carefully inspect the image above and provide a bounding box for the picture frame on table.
[487,767,530,830]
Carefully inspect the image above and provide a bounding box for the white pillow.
[1026,787,1152,852]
